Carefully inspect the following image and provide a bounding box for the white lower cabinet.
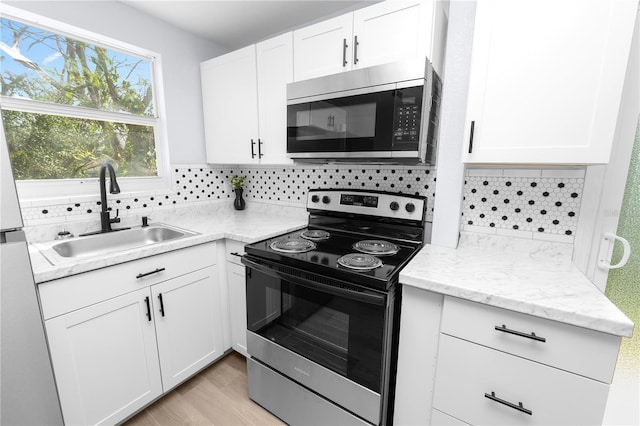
[152,266,224,391]
[393,286,444,425]
[431,296,621,426]
[434,334,609,425]
[45,288,163,425]
[41,242,224,425]
[225,239,248,357]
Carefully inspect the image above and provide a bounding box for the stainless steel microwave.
[286,58,441,162]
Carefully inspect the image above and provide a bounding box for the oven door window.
[246,266,387,393]
[287,90,395,154]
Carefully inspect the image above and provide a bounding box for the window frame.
[0,4,171,201]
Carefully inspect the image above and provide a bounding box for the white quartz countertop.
[29,205,307,284]
[400,232,634,337]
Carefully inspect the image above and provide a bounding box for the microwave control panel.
[393,88,423,143]
[393,104,420,142]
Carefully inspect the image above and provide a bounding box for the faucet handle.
[111,209,121,224]
[142,216,150,227]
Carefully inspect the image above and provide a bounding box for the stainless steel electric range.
[241,189,428,426]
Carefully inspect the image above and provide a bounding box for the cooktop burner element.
[353,240,400,256]
[337,253,383,271]
[300,229,331,241]
[270,239,316,253]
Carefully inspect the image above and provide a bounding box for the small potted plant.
[231,175,247,210]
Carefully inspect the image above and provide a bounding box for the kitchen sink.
[39,224,199,265]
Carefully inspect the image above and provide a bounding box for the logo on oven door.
[294,366,310,377]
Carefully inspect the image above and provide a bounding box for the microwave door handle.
[241,256,386,306]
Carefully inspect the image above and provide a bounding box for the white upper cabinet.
[201,33,293,164]
[293,13,353,81]
[352,0,431,69]
[293,0,446,81]
[201,45,259,164]
[462,0,638,165]
[256,33,294,164]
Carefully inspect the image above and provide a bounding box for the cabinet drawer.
[441,297,620,383]
[225,239,246,265]
[433,335,610,426]
[39,242,217,319]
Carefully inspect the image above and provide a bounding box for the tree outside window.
[1,15,160,181]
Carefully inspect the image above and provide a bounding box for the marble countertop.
[400,232,634,337]
[29,204,307,284]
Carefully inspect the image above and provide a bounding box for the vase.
[233,188,246,210]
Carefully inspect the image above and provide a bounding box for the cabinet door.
[45,288,162,425]
[462,0,637,164]
[227,261,248,357]
[293,13,353,81]
[352,0,431,70]
[152,265,225,391]
[201,46,259,164]
[256,32,294,164]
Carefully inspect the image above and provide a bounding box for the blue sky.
[1,17,152,113]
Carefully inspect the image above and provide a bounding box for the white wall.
[5,0,229,164]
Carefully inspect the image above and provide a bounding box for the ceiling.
[122,1,374,50]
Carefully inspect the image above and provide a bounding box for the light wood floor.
[124,352,285,425]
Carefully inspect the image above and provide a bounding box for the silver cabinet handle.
[353,35,359,64]
[342,38,348,67]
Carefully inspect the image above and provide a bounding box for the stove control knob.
[405,203,416,213]
[389,201,400,211]
[322,196,331,204]
[311,195,320,203]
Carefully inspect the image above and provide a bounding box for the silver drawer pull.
[484,391,532,415]
[495,324,546,342]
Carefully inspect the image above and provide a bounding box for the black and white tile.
[20,164,587,244]
[462,168,585,242]
[237,165,437,218]
[20,164,438,226]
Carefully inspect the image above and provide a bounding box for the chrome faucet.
[99,163,121,232]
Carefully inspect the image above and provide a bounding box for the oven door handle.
[241,257,386,306]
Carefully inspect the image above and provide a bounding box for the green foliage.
[231,175,247,190]
[1,18,157,180]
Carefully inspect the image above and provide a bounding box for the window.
[0,6,169,197]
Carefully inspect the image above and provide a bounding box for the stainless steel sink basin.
[39,224,199,264]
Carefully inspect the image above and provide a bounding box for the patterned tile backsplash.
[238,165,436,210]
[461,168,585,242]
[21,164,437,226]
[20,163,586,244]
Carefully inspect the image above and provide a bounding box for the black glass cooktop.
[244,227,421,291]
